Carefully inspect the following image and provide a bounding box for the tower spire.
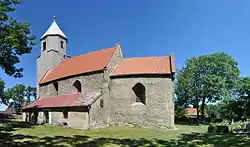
[40,16,67,40]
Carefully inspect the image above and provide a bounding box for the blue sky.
[1,0,250,110]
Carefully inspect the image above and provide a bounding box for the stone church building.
[22,18,175,129]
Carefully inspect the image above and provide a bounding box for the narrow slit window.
[61,41,64,49]
[100,99,104,108]
[53,82,58,96]
[43,41,46,50]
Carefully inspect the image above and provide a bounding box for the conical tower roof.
[40,16,67,40]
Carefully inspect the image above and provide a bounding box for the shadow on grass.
[1,119,250,147]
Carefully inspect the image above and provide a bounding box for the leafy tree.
[6,84,25,113]
[4,84,36,113]
[218,100,242,122]
[0,78,6,105]
[226,77,250,121]
[25,86,36,104]
[175,58,203,122]
[205,104,221,123]
[0,0,36,78]
[237,77,250,118]
[4,87,15,106]
[174,105,187,122]
[176,53,240,123]
[3,85,37,112]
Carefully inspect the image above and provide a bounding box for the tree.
[218,100,242,122]
[175,58,203,123]
[25,86,36,104]
[4,87,15,106]
[6,84,25,113]
[174,105,187,123]
[0,78,6,105]
[175,53,240,123]
[232,76,250,120]
[0,0,36,78]
[205,104,221,123]
[4,84,36,113]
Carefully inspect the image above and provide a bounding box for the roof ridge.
[124,56,170,59]
[63,45,117,62]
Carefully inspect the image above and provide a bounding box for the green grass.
[0,119,250,147]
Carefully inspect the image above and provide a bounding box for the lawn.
[0,119,250,147]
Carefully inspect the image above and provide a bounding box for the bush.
[216,125,229,133]
[231,124,242,131]
[208,125,217,133]
[208,124,230,133]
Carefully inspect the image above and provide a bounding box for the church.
[22,17,175,130]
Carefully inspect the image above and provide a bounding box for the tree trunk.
[196,101,200,125]
[201,97,206,123]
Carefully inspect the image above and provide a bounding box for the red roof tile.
[39,45,117,84]
[111,54,175,77]
[22,91,103,109]
[186,108,199,115]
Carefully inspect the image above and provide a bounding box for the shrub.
[208,125,217,133]
[246,124,250,131]
[231,124,242,131]
[216,125,229,133]
[208,124,230,133]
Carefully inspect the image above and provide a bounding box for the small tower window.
[100,99,104,108]
[43,41,46,50]
[61,41,64,49]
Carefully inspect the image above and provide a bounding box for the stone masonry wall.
[58,72,104,95]
[23,107,89,130]
[50,107,89,130]
[89,95,107,129]
[109,76,174,129]
[103,44,123,126]
[39,83,58,98]
[39,72,104,98]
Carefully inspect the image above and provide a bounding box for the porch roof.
[22,91,103,110]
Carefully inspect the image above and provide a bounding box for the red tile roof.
[39,44,118,84]
[111,54,175,77]
[186,108,199,116]
[22,91,103,109]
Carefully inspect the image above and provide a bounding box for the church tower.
[37,16,67,97]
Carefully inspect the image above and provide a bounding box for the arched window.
[132,83,146,105]
[73,80,81,93]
